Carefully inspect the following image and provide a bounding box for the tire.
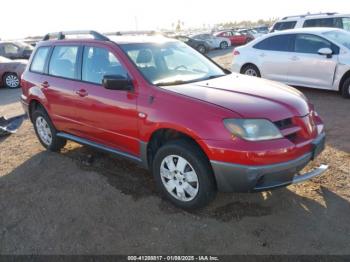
[152,140,216,210]
[241,64,261,77]
[341,77,350,99]
[32,106,66,151]
[197,45,207,54]
[220,41,228,49]
[3,73,20,89]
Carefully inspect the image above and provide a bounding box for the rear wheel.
[3,73,20,89]
[241,64,261,77]
[152,140,216,210]
[220,41,228,49]
[341,77,350,99]
[32,106,66,151]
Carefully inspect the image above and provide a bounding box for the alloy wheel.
[5,74,20,88]
[35,116,53,146]
[160,155,199,202]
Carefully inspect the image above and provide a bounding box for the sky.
[1,0,348,39]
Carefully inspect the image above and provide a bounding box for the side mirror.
[318,48,333,58]
[103,75,133,91]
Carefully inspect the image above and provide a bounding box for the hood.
[164,74,310,122]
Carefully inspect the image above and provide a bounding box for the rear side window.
[82,46,127,84]
[294,34,339,54]
[254,35,294,52]
[30,47,50,73]
[49,46,79,79]
[271,21,297,32]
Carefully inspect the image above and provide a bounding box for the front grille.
[274,118,293,130]
[274,114,316,143]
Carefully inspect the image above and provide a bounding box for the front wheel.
[341,77,350,99]
[153,140,216,210]
[241,64,261,77]
[3,73,20,89]
[197,45,207,54]
[220,41,228,49]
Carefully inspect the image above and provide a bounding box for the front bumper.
[211,133,327,192]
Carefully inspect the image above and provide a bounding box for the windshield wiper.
[156,80,189,86]
[205,75,225,80]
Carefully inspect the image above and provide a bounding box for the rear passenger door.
[74,45,139,156]
[287,34,339,89]
[253,34,295,82]
[44,44,83,134]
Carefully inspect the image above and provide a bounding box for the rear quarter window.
[30,47,50,73]
[271,21,297,32]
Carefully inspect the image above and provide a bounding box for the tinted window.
[254,35,294,52]
[82,46,127,85]
[294,34,338,54]
[271,21,297,32]
[303,18,342,28]
[49,46,79,79]
[30,47,50,73]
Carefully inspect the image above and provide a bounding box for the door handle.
[291,56,300,61]
[76,89,88,97]
[41,81,50,88]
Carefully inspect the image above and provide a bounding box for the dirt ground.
[0,47,349,255]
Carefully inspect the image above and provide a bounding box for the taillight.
[233,49,240,56]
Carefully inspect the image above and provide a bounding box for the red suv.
[21,31,328,209]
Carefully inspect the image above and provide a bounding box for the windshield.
[323,30,350,49]
[120,41,226,86]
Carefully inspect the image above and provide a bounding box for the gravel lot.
[0,47,349,255]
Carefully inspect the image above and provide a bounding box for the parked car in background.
[0,41,33,59]
[172,35,210,54]
[214,30,254,46]
[21,31,327,209]
[0,56,27,89]
[271,13,350,33]
[238,29,262,39]
[191,33,231,49]
[232,28,350,98]
[254,26,269,34]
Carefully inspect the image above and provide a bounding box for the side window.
[342,17,350,31]
[4,44,19,54]
[303,18,336,28]
[49,46,79,79]
[271,21,297,32]
[82,46,127,85]
[294,34,337,54]
[254,35,294,52]
[30,47,50,73]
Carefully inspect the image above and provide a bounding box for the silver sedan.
[232,28,350,98]
[191,33,231,49]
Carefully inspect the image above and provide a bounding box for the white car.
[270,12,350,32]
[231,28,350,98]
[191,33,231,49]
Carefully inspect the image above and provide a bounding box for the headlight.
[223,119,283,141]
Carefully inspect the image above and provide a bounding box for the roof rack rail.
[42,30,110,41]
[282,12,338,20]
[105,30,159,36]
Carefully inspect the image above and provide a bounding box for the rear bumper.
[211,133,327,192]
